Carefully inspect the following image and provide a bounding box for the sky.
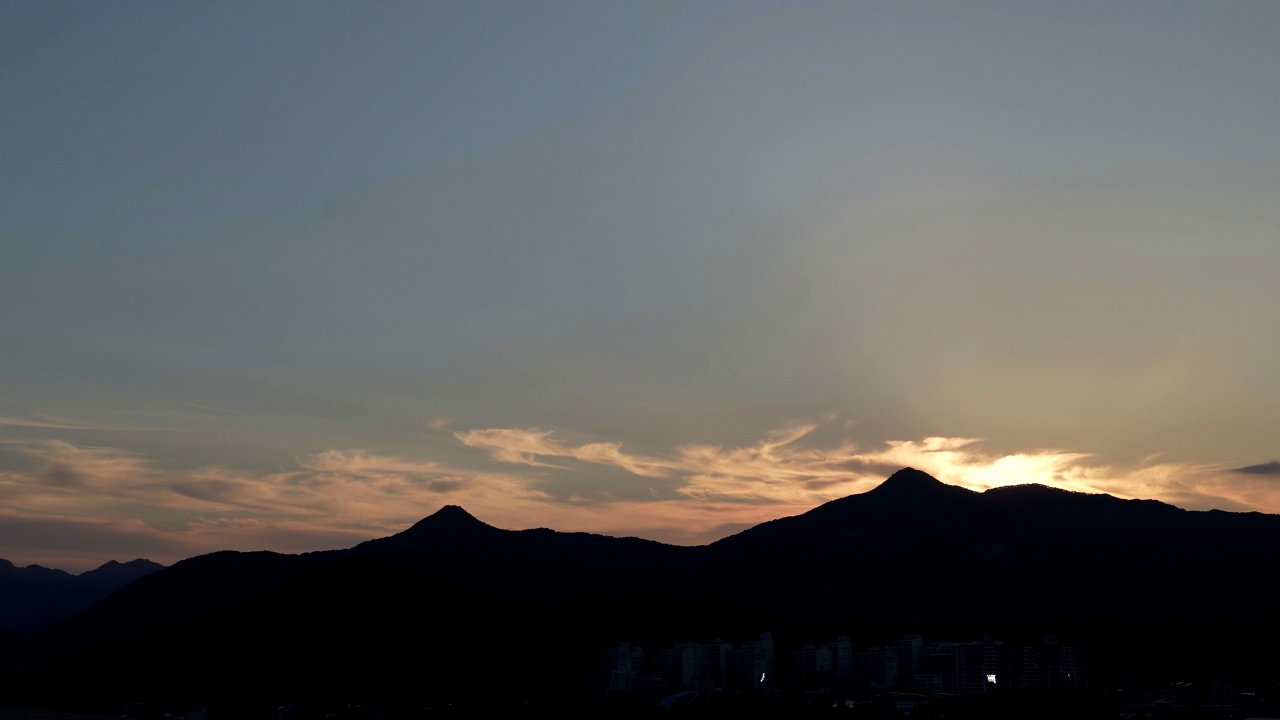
[3,1,1279,571]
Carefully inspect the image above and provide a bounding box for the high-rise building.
[600,642,645,691]
[729,631,775,690]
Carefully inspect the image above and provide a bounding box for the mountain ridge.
[9,468,1280,690]
[0,557,164,638]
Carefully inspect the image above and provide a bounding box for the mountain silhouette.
[408,503,491,530]
[0,557,163,637]
[10,555,781,708]
[19,549,337,670]
[8,468,1280,702]
[868,466,967,496]
[708,468,1280,623]
[351,501,694,600]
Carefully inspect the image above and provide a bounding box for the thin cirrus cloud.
[3,420,1280,571]
[0,413,168,432]
[0,439,545,569]
[454,421,1280,516]
[453,428,670,477]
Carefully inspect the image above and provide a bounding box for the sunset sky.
[3,2,1279,571]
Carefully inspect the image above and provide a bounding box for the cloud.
[452,420,1280,520]
[0,439,548,568]
[452,428,574,468]
[568,442,671,478]
[0,440,159,511]
[1232,460,1280,475]
[4,419,1279,572]
[0,414,168,432]
[454,424,988,505]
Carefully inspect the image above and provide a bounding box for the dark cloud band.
[1231,460,1280,476]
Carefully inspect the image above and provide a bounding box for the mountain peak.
[432,504,479,521]
[77,557,164,584]
[867,467,976,501]
[874,467,944,492]
[405,505,492,533]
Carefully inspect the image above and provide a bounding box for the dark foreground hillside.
[4,469,1280,715]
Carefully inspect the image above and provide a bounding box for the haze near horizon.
[2,1,1278,571]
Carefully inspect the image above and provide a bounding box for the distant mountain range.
[0,557,163,636]
[5,468,1280,706]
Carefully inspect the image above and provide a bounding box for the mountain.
[18,506,701,674]
[349,504,699,599]
[707,468,1280,622]
[8,468,1280,702]
[18,548,342,673]
[9,555,782,708]
[0,557,164,637]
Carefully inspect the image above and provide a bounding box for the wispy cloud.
[0,439,547,567]
[3,418,1277,572]
[452,420,1280,517]
[0,440,159,511]
[452,428,575,469]
[0,414,168,432]
[455,427,672,477]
